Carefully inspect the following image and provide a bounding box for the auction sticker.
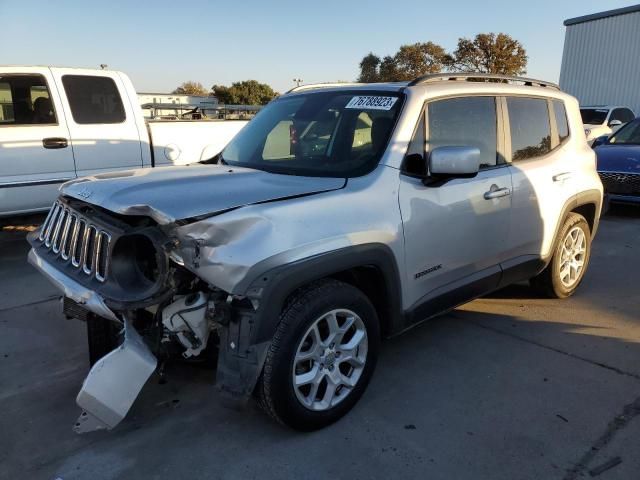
[345,96,398,110]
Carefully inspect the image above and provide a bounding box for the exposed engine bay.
[27,196,258,433]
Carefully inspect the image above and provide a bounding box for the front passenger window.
[427,97,498,168]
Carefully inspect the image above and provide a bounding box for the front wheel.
[530,213,592,298]
[257,279,380,431]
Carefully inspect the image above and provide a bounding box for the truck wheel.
[530,213,591,299]
[257,279,380,431]
[87,315,122,366]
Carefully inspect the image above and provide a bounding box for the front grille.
[598,171,640,196]
[38,201,112,282]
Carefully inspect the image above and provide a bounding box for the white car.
[0,66,247,218]
[581,105,635,144]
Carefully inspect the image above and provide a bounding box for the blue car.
[594,117,640,205]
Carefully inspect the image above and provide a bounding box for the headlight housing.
[111,234,160,292]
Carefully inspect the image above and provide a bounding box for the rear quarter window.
[62,75,126,124]
[552,100,570,143]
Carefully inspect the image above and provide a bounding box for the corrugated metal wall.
[560,11,640,115]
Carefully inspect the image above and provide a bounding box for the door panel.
[399,168,512,311]
[50,69,143,178]
[0,67,76,215]
[504,97,576,260]
[508,157,574,259]
[399,95,512,313]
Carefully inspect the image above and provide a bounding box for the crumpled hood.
[61,165,346,224]
[595,145,640,173]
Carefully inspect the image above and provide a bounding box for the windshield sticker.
[345,96,398,111]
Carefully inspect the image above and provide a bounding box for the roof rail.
[408,73,559,90]
[286,82,364,94]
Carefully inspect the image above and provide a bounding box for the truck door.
[50,69,144,177]
[0,67,76,216]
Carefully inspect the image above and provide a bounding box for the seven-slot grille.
[598,172,640,196]
[38,201,112,282]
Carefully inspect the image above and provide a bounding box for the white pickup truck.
[0,66,247,217]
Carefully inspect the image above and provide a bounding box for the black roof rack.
[408,73,559,90]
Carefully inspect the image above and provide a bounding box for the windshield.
[609,119,640,145]
[221,90,403,177]
[580,108,609,125]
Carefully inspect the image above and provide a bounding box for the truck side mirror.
[608,119,623,128]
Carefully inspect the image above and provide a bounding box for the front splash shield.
[74,318,157,434]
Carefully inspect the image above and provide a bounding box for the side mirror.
[592,135,609,148]
[608,119,623,128]
[429,146,480,177]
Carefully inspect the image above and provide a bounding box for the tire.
[530,213,591,299]
[257,279,380,431]
[87,315,122,366]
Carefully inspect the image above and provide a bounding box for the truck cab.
[0,66,246,218]
[0,67,150,216]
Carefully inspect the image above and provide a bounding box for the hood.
[595,144,640,173]
[61,165,346,224]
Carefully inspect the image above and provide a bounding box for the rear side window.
[62,75,125,124]
[553,100,569,143]
[0,74,57,125]
[427,96,498,168]
[507,97,551,161]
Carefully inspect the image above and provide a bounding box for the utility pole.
[293,78,303,87]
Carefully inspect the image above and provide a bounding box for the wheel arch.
[244,243,404,344]
[543,189,602,264]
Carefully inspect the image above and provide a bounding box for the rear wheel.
[257,279,380,431]
[530,213,591,298]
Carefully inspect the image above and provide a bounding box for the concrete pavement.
[1,206,639,480]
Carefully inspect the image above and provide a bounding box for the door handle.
[553,172,572,182]
[42,137,68,149]
[484,186,511,200]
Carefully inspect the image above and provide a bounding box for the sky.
[0,0,636,93]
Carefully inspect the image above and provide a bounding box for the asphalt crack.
[0,295,58,314]
[457,316,640,478]
[562,396,640,479]
[461,318,640,381]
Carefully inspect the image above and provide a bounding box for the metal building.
[560,4,640,114]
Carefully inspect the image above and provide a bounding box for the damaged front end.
[28,196,263,433]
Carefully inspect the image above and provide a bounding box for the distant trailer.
[560,4,640,115]
[141,102,262,121]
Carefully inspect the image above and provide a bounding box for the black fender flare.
[542,188,603,264]
[243,243,404,344]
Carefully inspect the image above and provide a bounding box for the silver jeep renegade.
[28,73,603,432]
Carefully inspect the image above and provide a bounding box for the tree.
[357,42,449,82]
[358,53,381,82]
[211,80,277,105]
[449,33,527,75]
[172,81,208,96]
[392,42,449,80]
[378,56,398,82]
